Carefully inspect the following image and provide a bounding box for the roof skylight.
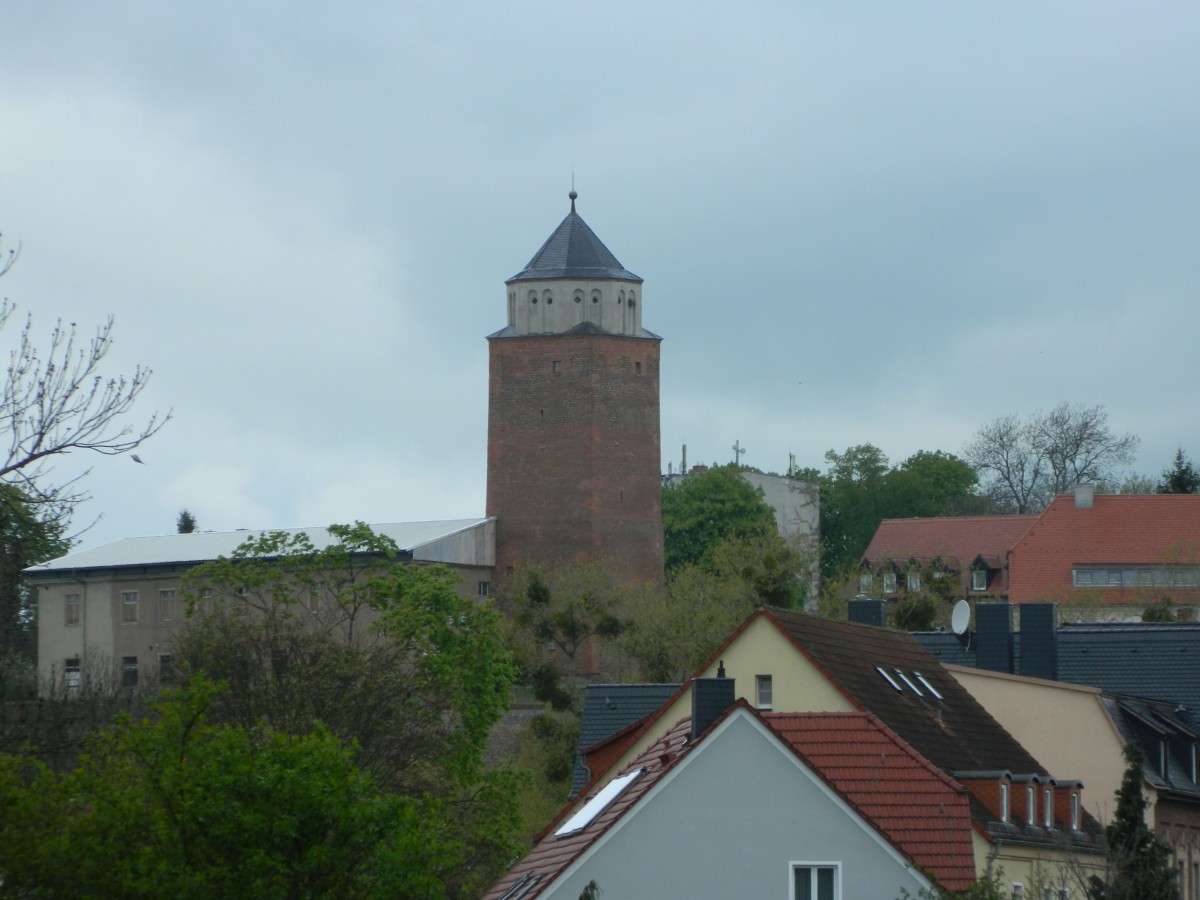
[554,768,645,837]
[895,669,925,697]
[913,671,944,701]
[876,666,902,692]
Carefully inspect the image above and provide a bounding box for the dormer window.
[906,572,921,592]
[1044,787,1054,828]
[1000,783,1010,823]
[859,573,874,592]
[972,569,988,591]
[1027,785,1036,826]
[1070,792,1080,830]
[882,573,897,594]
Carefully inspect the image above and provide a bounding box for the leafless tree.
[0,236,169,529]
[964,403,1138,513]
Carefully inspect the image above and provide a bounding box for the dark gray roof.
[508,196,641,284]
[1103,695,1200,800]
[570,683,678,797]
[914,622,1200,714]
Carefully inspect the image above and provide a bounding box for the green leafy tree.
[818,446,982,581]
[498,561,633,710]
[662,464,778,572]
[623,559,759,682]
[176,508,198,533]
[1158,448,1200,494]
[0,679,509,898]
[171,525,524,894]
[0,484,69,686]
[1087,745,1178,899]
[177,524,515,789]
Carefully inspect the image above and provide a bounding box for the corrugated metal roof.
[26,518,491,574]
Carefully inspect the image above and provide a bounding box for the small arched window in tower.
[628,299,636,309]
[574,290,584,303]
[543,290,553,305]
[628,290,636,305]
[529,290,537,304]
[591,290,601,304]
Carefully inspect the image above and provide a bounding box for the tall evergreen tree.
[1090,744,1177,898]
[1157,448,1200,494]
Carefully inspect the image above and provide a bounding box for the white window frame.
[906,571,921,592]
[158,589,178,622]
[882,572,897,594]
[790,861,840,900]
[972,569,988,591]
[756,674,773,711]
[1044,787,1054,828]
[65,593,81,626]
[64,657,81,689]
[1000,782,1010,823]
[121,591,139,624]
[859,573,873,593]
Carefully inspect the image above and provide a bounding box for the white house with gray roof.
[28,518,494,693]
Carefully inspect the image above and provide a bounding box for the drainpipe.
[986,837,1005,882]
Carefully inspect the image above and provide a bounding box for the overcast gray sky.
[3,2,1198,548]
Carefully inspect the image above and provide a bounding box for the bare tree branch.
[0,240,171,530]
[964,403,1139,514]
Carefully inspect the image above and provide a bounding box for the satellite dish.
[951,599,970,636]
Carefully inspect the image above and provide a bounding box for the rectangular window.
[65,657,81,689]
[756,674,773,711]
[882,573,897,594]
[159,653,178,684]
[792,864,837,900]
[1027,785,1036,826]
[1000,783,1010,822]
[859,573,873,592]
[635,361,642,375]
[1044,787,1054,828]
[906,572,921,592]
[121,656,138,688]
[1070,793,1080,830]
[65,593,81,626]
[972,570,988,591]
[552,360,562,373]
[478,581,491,597]
[158,589,178,622]
[121,591,139,623]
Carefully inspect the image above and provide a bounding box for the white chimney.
[1074,484,1095,508]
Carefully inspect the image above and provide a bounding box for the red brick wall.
[486,332,664,583]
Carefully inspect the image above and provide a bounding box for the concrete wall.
[945,665,1127,823]
[507,278,643,337]
[35,559,494,693]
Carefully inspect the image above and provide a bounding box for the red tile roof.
[862,515,1038,568]
[485,716,694,900]
[483,706,978,899]
[1008,494,1200,604]
[764,711,977,891]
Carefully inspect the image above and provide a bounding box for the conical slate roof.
[508,193,641,283]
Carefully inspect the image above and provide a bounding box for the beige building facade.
[30,519,495,692]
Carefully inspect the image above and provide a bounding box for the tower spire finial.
[570,169,577,211]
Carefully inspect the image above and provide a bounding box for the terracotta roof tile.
[1009,494,1200,604]
[764,712,977,891]
[862,515,1037,568]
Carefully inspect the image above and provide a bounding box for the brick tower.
[487,192,664,582]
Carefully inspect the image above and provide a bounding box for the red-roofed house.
[525,608,1105,896]
[485,703,976,900]
[1008,489,1200,609]
[860,514,1037,599]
